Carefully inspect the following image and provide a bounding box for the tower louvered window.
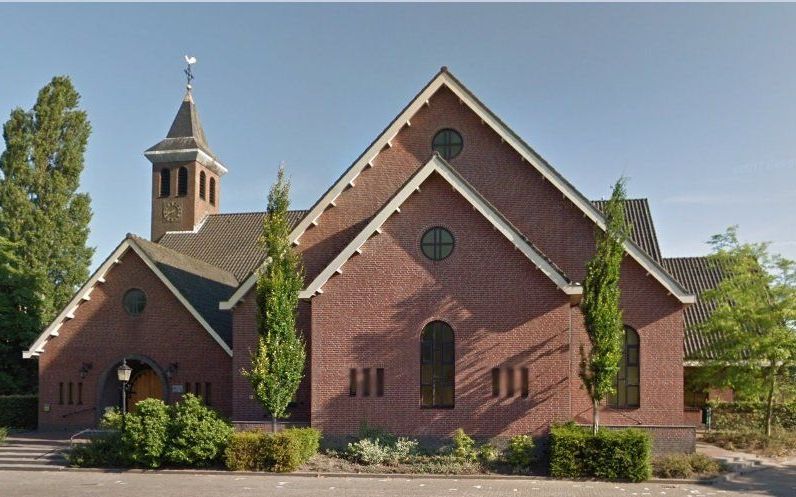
[160,169,171,197]
[178,167,188,196]
[199,171,207,200]
[209,178,216,205]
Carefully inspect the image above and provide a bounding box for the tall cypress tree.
[579,178,629,434]
[242,166,306,432]
[0,76,93,393]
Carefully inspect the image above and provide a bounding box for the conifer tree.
[0,76,93,393]
[242,166,305,432]
[579,178,629,434]
[698,227,796,436]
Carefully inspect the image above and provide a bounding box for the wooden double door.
[127,369,163,409]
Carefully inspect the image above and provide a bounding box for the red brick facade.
[37,250,231,430]
[32,71,695,449]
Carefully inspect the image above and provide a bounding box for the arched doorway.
[97,356,167,421]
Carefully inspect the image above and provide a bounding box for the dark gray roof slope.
[158,210,308,282]
[131,235,238,347]
[592,199,663,263]
[663,257,725,359]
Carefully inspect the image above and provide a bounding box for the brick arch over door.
[95,354,169,424]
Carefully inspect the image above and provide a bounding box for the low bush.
[165,394,233,467]
[0,426,7,443]
[506,435,536,471]
[225,428,321,472]
[69,431,129,468]
[703,429,796,458]
[477,444,499,464]
[652,453,725,479]
[0,395,37,429]
[346,436,418,465]
[549,423,652,482]
[451,428,477,462]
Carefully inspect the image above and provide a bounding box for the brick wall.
[37,249,232,430]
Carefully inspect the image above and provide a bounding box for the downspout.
[568,303,573,421]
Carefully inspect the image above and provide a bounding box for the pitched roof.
[159,210,308,282]
[24,235,236,358]
[276,154,581,305]
[144,90,228,176]
[663,257,725,359]
[131,235,238,347]
[249,67,694,308]
[592,199,662,263]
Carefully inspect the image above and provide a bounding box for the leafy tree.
[697,226,796,436]
[579,179,629,434]
[0,76,94,393]
[242,166,305,432]
[0,237,40,394]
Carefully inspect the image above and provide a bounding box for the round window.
[432,129,463,160]
[421,227,455,261]
[123,289,147,316]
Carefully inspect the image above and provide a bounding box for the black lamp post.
[116,359,133,432]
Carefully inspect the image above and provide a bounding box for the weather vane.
[184,55,197,90]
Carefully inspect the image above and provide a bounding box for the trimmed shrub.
[477,444,499,463]
[549,423,652,482]
[165,394,233,467]
[0,395,37,429]
[225,429,321,472]
[0,426,7,443]
[283,427,321,463]
[122,398,170,468]
[708,401,796,432]
[506,435,536,471]
[703,429,796,458]
[451,428,477,462]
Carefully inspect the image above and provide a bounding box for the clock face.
[162,201,182,223]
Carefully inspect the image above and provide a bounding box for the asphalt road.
[0,467,794,497]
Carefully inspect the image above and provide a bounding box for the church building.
[24,68,721,452]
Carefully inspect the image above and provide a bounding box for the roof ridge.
[204,209,308,217]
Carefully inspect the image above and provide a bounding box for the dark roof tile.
[592,198,663,263]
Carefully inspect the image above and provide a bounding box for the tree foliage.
[242,166,305,429]
[697,226,796,436]
[579,178,629,434]
[0,76,93,394]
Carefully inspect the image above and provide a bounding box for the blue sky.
[1,3,795,268]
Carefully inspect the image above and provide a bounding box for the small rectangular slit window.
[194,382,201,395]
[184,382,191,396]
[59,383,64,405]
[349,369,357,396]
[362,368,371,397]
[376,368,384,397]
[78,382,83,405]
[491,368,500,397]
[521,368,529,398]
[205,382,212,405]
[68,382,74,405]
[506,368,514,397]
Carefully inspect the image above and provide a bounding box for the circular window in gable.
[123,289,147,316]
[432,129,463,160]
[421,227,455,261]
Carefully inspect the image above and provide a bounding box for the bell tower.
[144,88,227,241]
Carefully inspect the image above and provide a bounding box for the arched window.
[177,167,188,196]
[608,326,640,408]
[420,321,454,408]
[209,178,216,206]
[199,171,206,200]
[159,169,170,197]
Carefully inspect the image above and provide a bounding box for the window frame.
[122,288,147,317]
[421,227,455,261]
[420,320,455,409]
[608,325,641,409]
[209,178,216,205]
[199,171,207,200]
[431,128,464,160]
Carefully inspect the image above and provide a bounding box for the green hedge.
[707,401,796,431]
[225,428,321,472]
[549,423,652,482]
[0,395,37,429]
